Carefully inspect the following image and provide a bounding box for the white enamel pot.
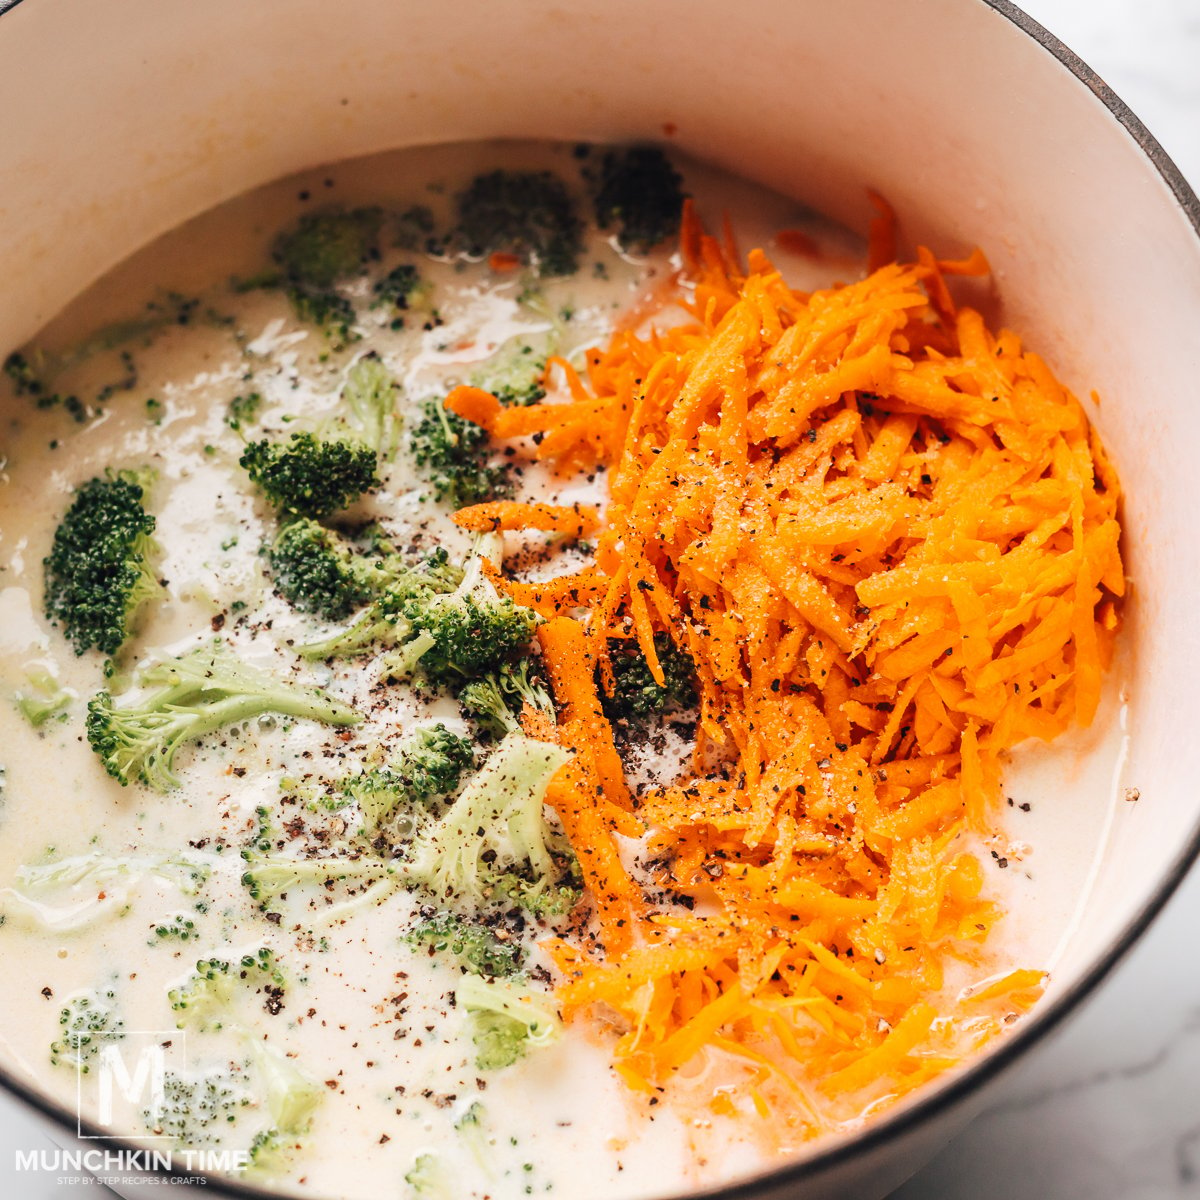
[0,1,1197,1198]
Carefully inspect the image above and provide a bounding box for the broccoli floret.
[394,205,437,252]
[468,341,548,408]
[225,391,263,433]
[372,263,423,313]
[267,207,382,344]
[240,357,400,513]
[43,470,161,656]
[409,396,512,508]
[384,538,539,686]
[406,910,522,977]
[50,990,124,1072]
[454,1101,492,1171]
[592,146,686,253]
[85,641,360,790]
[337,353,402,459]
[295,550,463,662]
[242,734,574,916]
[402,732,570,910]
[4,350,86,421]
[341,723,474,832]
[297,538,535,686]
[239,848,400,912]
[249,1037,323,1136]
[457,974,561,1071]
[454,170,583,277]
[600,632,697,726]
[405,1153,453,1200]
[168,948,285,1030]
[147,1067,252,1147]
[273,208,382,290]
[240,431,379,518]
[254,208,381,345]
[287,287,358,345]
[1,851,212,934]
[151,913,198,944]
[295,587,418,662]
[13,669,72,727]
[268,519,375,621]
[458,658,554,739]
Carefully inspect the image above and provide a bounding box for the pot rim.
[0,1,1196,1196]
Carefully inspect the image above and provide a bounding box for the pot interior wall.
[0,0,1198,1179]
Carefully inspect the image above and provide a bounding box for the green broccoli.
[273,208,383,289]
[454,170,583,277]
[248,1037,323,1137]
[600,632,697,726]
[406,910,522,977]
[241,733,575,917]
[240,356,400,515]
[1,851,212,934]
[43,470,161,656]
[592,145,686,253]
[405,1153,453,1200]
[4,350,86,421]
[239,848,399,912]
[381,537,540,686]
[394,204,437,252]
[225,391,263,433]
[50,990,124,1072]
[337,352,402,460]
[409,396,512,508]
[240,431,380,518]
[85,641,360,790]
[372,263,423,314]
[265,207,382,342]
[340,723,474,832]
[287,287,357,345]
[457,974,561,1071]
[458,658,554,739]
[468,340,549,408]
[401,732,571,910]
[146,1067,252,1147]
[168,948,285,1031]
[147,1042,319,1167]
[453,1101,492,1172]
[297,537,537,688]
[151,913,198,944]
[267,519,375,621]
[13,669,73,727]
[295,549,463,662]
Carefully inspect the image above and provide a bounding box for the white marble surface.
[0,2,1198,1198]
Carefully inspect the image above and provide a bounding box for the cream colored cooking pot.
[0,0,1197,1197]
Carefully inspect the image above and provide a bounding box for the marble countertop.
[0,1,1197,1198]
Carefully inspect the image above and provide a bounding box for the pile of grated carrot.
[446,201,1124,1134]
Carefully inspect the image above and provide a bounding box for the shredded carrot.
[465,210,1122,1132]
[453,500,600,538]
[488,250,522,271]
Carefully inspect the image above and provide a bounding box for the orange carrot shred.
[452,500,600,538]
[474,202,1121,1134]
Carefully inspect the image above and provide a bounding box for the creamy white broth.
[0,139,1126,1199]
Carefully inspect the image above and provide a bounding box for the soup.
[0,139,1125,1198]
